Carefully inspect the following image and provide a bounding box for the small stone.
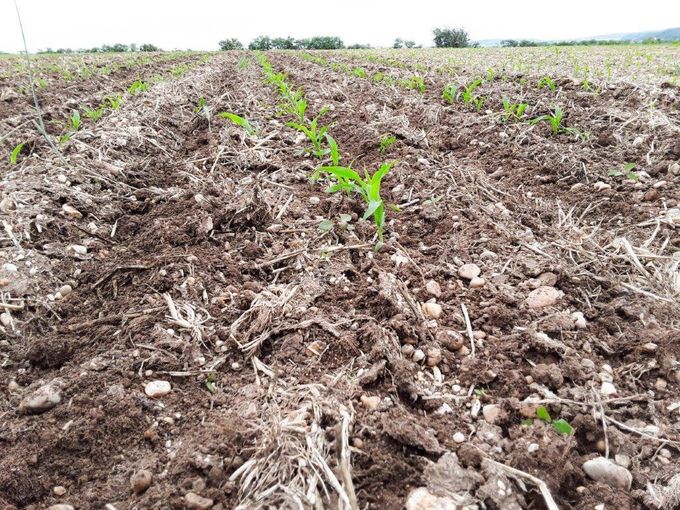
[425,280,441,297]
[615,454,631,468]
[19,383,61,414]
[482,404,501,424]
[308,196,320,205]
[421,302,442,319]
[61,204,83,219]
[405,487,459,510]
[0,313,11,327]
[601,382,617,396]
[641,342,658,352]
[571,311,587,329]
[57,174,68,183]
[469,276,485,288]
[58,284,73,298]
[452,432,466,443]
[654,180,667,189]
[130,469,153,494]
[582,457,632,490]
[0,197,16,213]
[8,380,20,392]
[53,486,67,496]
[426,347,442,367]
[655,379,668,391]
[401,344,415,356]
[48,506,75,510]
[669,162,680,176]
[3,263,17,273]
[458,263,481,280]
[360,395,381,410]
[437,329,464,351]
[525,286,563,308]
[528,443,540,453]
[67,244,87,256]
[593,181,612,192]
[144,380,171,398]
[184,492,214,510]
[412,349,426,363]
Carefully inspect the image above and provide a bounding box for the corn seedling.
[170,63,189,77]
[379,134,397,155]
[608,162,638,181]
[287,108,330,158]
[529,106,580,136]
[194,96,208,115]
[128,80,149,95]
[537,76,557,91]
[442,84,458,104]
[218,112,257,136]
[372,72,384,82]
[460,79,483,107]
[501,98,528,122]
[316,161,397,243]
[521,406,574,436]
[404,75,426,93]
[353,67,367,78]
[471,95,486,112]
[106,94,122,110]
[9,142,24,164]
[83,106,105,122]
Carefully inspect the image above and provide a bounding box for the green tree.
[218,38,243,50]
[433,27,471,48]
[248,36,273,50]
[272,37,298,49]
[139,43,161,52]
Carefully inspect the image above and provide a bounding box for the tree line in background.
[38,43,161,54]
[220,28,477,51]
[500,38,675,47]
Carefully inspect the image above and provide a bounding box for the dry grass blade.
[163,293,209,344]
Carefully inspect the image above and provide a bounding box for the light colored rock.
[426,347,442,367]
[48,506,75,510]
[641,342,658,352]
[669,162,680,176]
[458,263,481,280]
[184,492,214,510]
[67,244,87,256]
[593,181,611,192]
[421,302,442,319]
[453,432,466,443]
[469,276,485,288]
[582,457,632,490]
[412,349,426,363]
[0,312,11,327]
[528,443,540,453]
[53,485,67,496]
[61,204,83,219]
[571,311,587,329]
[437,329,464,351]
[405,487,459,510]
[308,196,320,205]
[130,469,153,494]
[144,380,171,398]
[401,344,415,356]
[425,280,442,297]
[0,197,16,213]
[601,382,617,396]
[482,404,501,424]
[614,453,631,468]
[632,136,644,147]
[525,286,563,308]
[20,383,61,414]
[360,395,381,410]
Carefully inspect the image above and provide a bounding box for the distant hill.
[478,27,680,47]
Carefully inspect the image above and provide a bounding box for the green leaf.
[536,406,552,422]
[623,162,636,172]
[521,419,534,427]
[608,169,622,176]
[319,219,333,232]
[9,143,24,164]
[552,419,574,435]
[206,380,216,394]
[318,166,363,184]
[220,112,256,136]
[363,199,383,220]
[339,214,352,223]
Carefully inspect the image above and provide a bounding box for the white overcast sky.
[1,0,679,52]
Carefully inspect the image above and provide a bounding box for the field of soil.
[1,47,679,509]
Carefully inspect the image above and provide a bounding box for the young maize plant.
[9,142,24,164]
[608,162,639,181]
[287,108,331,158]
[537,76,557,91]
[460,78,484,107]
[442,84,459,104]
[501,98,528,122]
[106,94,123,110]
[83,106,105,122]
[128,80,149,95]
[529,106,581,137]
[315,161,398,244]
[60,110,81,143]
[218,112,257,136]
[379,134,397,155]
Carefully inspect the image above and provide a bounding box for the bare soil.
[1,49,679,509]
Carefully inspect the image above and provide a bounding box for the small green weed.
[219,112,257,136]
[379,134,397,155]
[9,143,24,164]
[608,162,638,181]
